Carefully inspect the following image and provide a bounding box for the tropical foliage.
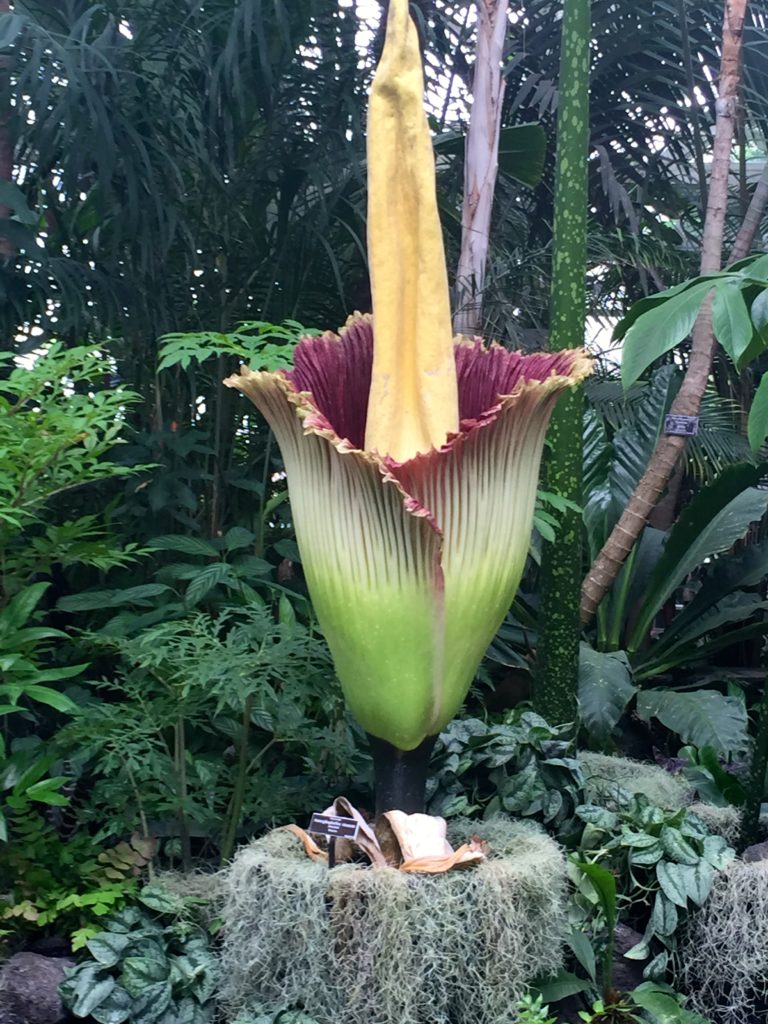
[2,0,768,1022]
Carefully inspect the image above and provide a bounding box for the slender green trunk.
[220,693,254,864]
[175,718,192,872]
[532,0,590,724]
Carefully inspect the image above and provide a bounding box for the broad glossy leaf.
[742,252,768,282]
[748,373,768,451]
[87,931,133,967]
[22,684,78,713]
[636,689,748,755]
[25,777,68,805]
[632,983,709,1024]
[576,804,619,829]
[657,860,714,908]
[67,967,116,1018]
[148,535,219,557]
[130,981,173,1024]
[576,860,616,933]
[627,465,768,652]
[751,288,768,333]
[185,563,235,606]
[578,644,636,742]
[222,526,256,551]
[89,986,132,1024]
[712,280,753,364]
[621,280,714,389]
[649,891,678,936]
[1,582,49,631]
[121,956,170,996]
[659,826,699,866]
[568,930,596,983]
[533,969,592,1003]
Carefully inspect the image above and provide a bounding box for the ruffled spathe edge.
[224,315,592,534]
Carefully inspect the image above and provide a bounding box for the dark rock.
[0,953,74,1024]
[742,840,768,863]
[612,923,646,995]
[0,991,26,1024]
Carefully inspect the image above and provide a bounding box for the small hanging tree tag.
[664,414,699,436]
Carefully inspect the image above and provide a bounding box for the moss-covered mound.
[678,859,768,1023]
[218,816,567,1024]
[579,751,690,809]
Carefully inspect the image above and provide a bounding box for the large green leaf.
[578,644,636,742]
[656,860,714,908]
[627,464,768,652]
[631,982,711,1024]
[636,592,768,677]
[57,585,172,612]
[655,537,768,644]
[712,279,753,365]
[748,373,768,451]
[86,932,133,968]
[533,969,592,1003]
[751,289,768,333]
[64,966,116,1018]
[147,536,219,557]
[636,689,748,755]
[576,860,617,933]
[1,582,49,631]
[89,986,133,1024]
[621,280,715,389]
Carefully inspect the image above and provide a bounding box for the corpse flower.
[225,0,590,810]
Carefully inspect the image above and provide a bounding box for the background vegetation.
[3,1,768,1022]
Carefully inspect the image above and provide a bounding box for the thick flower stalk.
[225,0,590,805]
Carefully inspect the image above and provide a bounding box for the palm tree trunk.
[532,0,590,722]
[453,0,508,337]
[580,0,751,627]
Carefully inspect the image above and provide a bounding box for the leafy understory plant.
[158,320,315,373]
[0,802,152,949]
[578,460,768,755]
[58,525,294,632]
[0,343,144,594]
[60,885,217,1024]
[515,992,557,1024]
[574,796,734,976]
[62,603,354,864]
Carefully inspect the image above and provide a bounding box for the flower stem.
[368,734,436,816]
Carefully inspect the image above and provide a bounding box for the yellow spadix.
[364,0,458,462]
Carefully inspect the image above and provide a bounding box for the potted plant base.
[218,815,568,1024]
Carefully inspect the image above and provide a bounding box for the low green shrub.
[60,884,217,1024]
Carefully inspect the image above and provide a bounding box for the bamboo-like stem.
[532,0,590,721]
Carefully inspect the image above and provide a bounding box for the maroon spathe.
[287,316,584,458]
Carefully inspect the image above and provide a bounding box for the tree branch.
[580,0,751,627]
